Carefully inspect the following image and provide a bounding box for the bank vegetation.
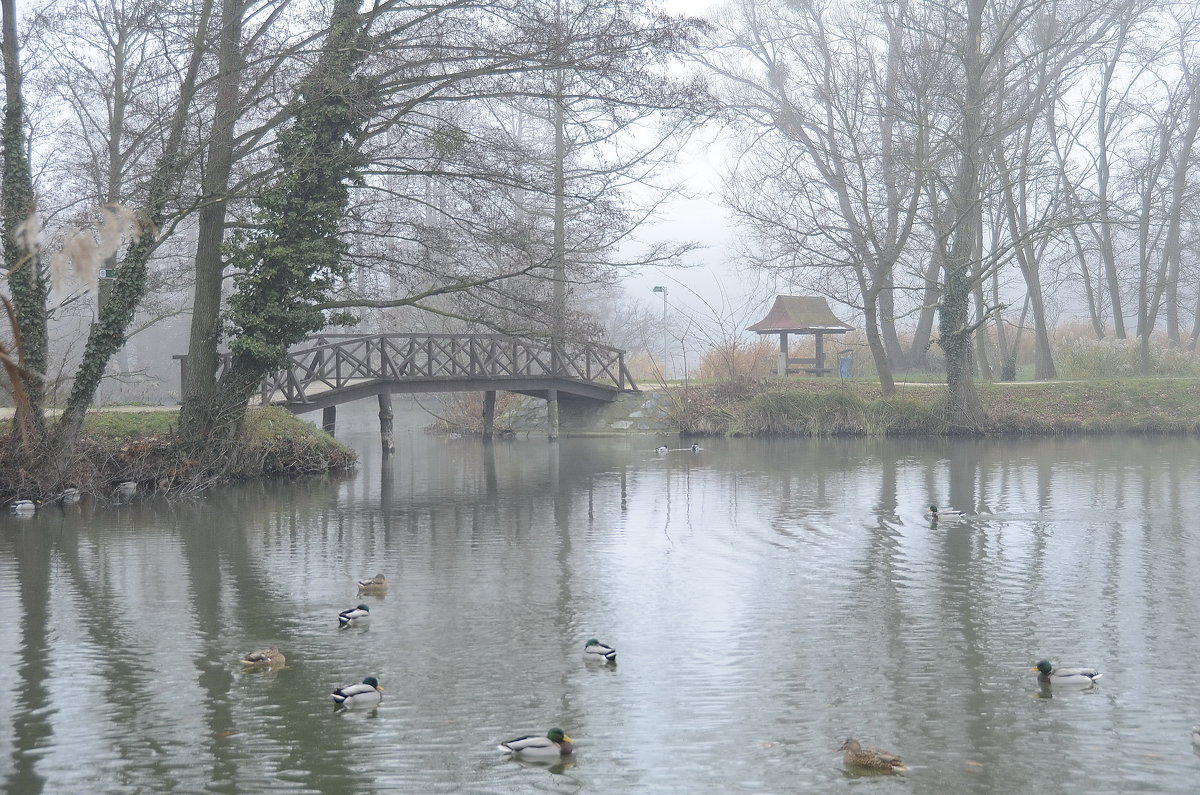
[0,407,354,504]
[675,378,1200,437]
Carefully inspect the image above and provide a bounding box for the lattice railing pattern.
[257,334,636,404]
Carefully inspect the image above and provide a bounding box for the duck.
[583,639,617,662]
[655,445,669,454]
[356,573,388,594]
[338,603,370,626]
[838,738,907,773]
[498,728,573,757]
[10,499,40,514]
[690,443,701,452]
[332,676,382,708]
[925,504,967,520]
[55,488,81,506]
[1032,659,1102,685]
[1191,726,1200,747]
[116,481,137,500]
[241,648,286,669]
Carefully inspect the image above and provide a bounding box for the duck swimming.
[10,499,39,514]
[498,728,573,757]
[356,574,388,594]
[655,445,669,454]
[1032,660,1102,685]
[241,648,286,669]
[926,504,967,520]
[583,639,617,662]
[338,603,371,627]
[332,677,382,708]
[838,738,907,773]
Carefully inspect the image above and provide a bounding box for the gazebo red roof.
[748,296,853,333]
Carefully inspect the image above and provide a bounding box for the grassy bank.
[675,377,1200,436]
[1,406,355,503]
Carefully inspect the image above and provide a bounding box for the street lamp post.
[652,285,669,380]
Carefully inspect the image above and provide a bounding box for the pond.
[2,399,1200,793]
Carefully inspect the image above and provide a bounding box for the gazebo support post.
[814,333,825,376]
[778,332,789,376]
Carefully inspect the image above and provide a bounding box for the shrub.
[1055,337,1200,379]
[733,390,870,436]
[697,339,778,381]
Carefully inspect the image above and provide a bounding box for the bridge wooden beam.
[547,388,559,441]
[378,393,394,456]
[273,376,626,414]
[482,390,496,440]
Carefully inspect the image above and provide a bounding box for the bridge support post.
[377,393,394,456]
[322,406,336,436]
[482,390,496,441]
[546,388,559,441]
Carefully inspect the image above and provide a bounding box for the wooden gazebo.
[748,295,853,376]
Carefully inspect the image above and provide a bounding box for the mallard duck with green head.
[583,639,617,663]
[332,676,382,708]
[926,504,967,520]
[1032,660,1101,685]
[838,738,907,773]
[338,603,370,627]
[356,574,388,594]
[10,499,40,514]
[498,728,573,757]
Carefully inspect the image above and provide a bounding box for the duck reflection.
[510,755,576,775]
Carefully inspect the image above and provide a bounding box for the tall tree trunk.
[551,68,567,350]
[876,267,905,369]
[859,270,895,395]
[1160,76,1200,347]
[204,0,369,450]
[2,0,48,449]
[1025,277,1057,380]
[180,0,245,442]
[910,190,949,369]
[1096,36,1126,339]
[939,0,986,430]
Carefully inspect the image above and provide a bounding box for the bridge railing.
[258,333,637,404]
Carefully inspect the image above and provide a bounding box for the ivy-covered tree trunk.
[46,0,215,474]
[196,0,370,453]
[2,0,48,450]
[179,0,245,443]
[938,0,986,431]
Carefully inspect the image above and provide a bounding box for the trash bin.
[837,351,853,378]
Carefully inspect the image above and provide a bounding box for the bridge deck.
[251,333,638,413]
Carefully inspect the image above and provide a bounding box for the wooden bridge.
[176,333,638,441]
[256,332,637,410]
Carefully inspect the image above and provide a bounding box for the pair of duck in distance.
[10,488,83,513]
[336,575,388,625]
[655,443,701,454]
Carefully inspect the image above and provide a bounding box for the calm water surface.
[3,400,1200,793]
